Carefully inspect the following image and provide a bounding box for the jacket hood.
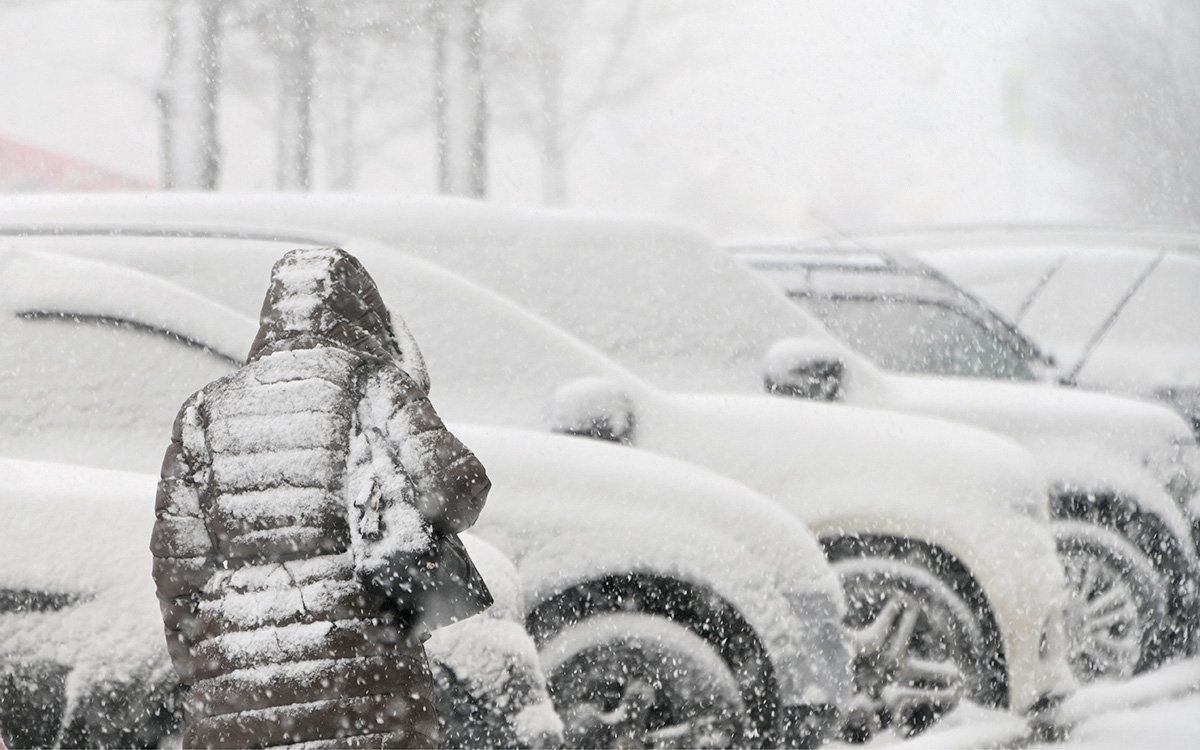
[248,247,430,391]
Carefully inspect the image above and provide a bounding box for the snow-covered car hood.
[455,425,839,599]
[875,374,1200,550]
[880,374,1195,461]
[0,460,163,687]
[650,391,1049,522]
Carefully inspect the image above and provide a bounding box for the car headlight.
[1144,438,1200,507]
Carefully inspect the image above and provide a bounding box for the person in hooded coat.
[151,247,492,749]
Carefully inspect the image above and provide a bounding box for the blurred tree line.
[156,0,683,203]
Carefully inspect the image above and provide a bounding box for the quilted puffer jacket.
[151,247,491,748]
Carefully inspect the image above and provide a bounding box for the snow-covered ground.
[859,658,1200,749]
[1040,691,1200,749]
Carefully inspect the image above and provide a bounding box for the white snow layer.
[884,658,1200,750]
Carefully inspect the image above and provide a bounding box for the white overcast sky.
[0,0,1092,236]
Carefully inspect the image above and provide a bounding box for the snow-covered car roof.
[0,193,859,394]
[0,236,643,469]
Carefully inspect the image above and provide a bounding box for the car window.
[798,295,1037,381]
[0,311,234,472]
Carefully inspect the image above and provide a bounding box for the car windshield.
[799,295,1038,380]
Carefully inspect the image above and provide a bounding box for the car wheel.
[540,612,745,749]
[1054,521,1169,681]
[834,557,976,741]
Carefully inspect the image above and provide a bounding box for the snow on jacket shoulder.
[150,247,490,749]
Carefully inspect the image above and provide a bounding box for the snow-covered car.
[0,199,1074,737]
[0,245,852,748]
[232,191,1193,686]
[0,458,560,749]
[732,241,1200,682]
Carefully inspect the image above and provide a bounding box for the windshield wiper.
[1014,253,1067,324]
[1062,249,1166,385]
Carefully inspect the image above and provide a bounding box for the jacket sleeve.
[363,366,490,536]
[150,392,216,684]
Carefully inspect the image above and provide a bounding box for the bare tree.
[488,0,693,206]
[225,0,319,190]
[1035,0,1200,223]
[157,0,225,190]
[314,1,428,190]
[524,0,572,206]
[526,0,642,205]
[222,0,431,191]
[275,3,315,190]
[432,0,487,197]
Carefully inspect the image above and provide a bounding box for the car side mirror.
[552,377,635,444]
[763,338,845,402]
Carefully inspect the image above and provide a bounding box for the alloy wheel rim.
[1062,551,1142,680]
[841,584,965,736]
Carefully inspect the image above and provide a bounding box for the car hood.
[1069,342,1200,396]
[452,424,841,601]
[643,392,1048,523]
[878,374,1195,460]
